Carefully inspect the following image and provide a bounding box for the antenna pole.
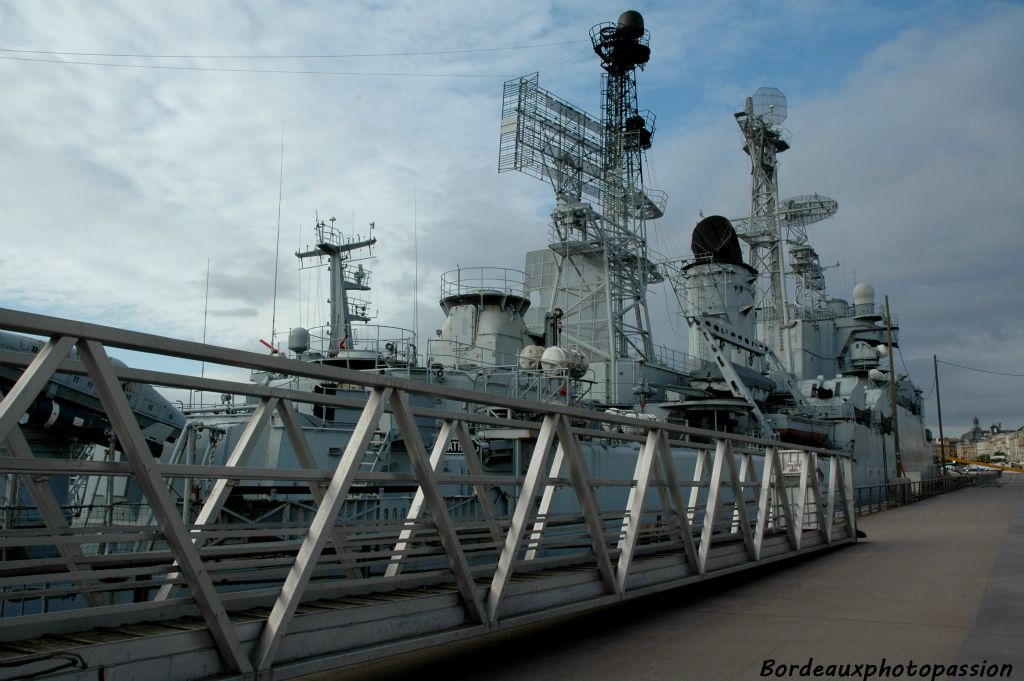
[884,295,905,478]
[200,258,210,406]
[271,130,284,352]
[413,190,419,348]
[934,353,946,476]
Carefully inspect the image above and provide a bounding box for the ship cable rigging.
[0,54,510,78]
[0,41,585,60]
[935,359,1024,378]
[0,40,589,79]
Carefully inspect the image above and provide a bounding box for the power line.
[937,359,1024,378]
[540,47,591,76]
[0,54,505,78]
[0,41,584,60]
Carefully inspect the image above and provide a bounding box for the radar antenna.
[733,88,840,366]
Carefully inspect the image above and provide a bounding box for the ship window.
[328,447,342,457]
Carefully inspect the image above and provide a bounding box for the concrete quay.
[310,477,1024,681]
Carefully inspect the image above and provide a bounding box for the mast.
[734,89,791,367]
[296,217,375,352]
[498,10,666,403]
[590,10,659,363]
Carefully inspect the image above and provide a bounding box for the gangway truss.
[0,307,856,681]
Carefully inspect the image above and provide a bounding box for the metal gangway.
[0,308,857,681]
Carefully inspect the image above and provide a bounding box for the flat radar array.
[498,10,665,380]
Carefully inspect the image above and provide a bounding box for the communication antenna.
[270,130,284,352]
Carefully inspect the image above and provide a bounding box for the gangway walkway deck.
[323,477,1024,681]
[0,307,865,680]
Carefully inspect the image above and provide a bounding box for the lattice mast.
[782,195,839,315]
[498,10,665,392]
[734,88,791,359]
[590,11,659,361]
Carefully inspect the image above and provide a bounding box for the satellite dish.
[752,87,787,126]
[778,194,839,229]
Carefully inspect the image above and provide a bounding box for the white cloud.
[1,1,1020,435]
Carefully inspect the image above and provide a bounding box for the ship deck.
[309,474,1024,681]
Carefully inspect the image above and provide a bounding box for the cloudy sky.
[1,0,1021,435]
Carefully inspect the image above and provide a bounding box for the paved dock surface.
[306,478,1024,681]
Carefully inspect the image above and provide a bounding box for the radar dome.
[852,283,875,307]
[617,10,645,38]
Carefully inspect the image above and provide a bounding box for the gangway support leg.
[687,448,708,524]
[554,416,619,596]
[697,440,728,574]
[823,455,838,540]
[454,421,504,549]
[156,396,280,600]
[807,453,829,545]
[278,398,363,578]
[653,431,699,573]
[389,392,487,624]
[616,429,659,591]
[791,452,810,549]
[723,442,757,560]
[384,420,454,577]
[524,443,565,562]
[837,456,856,539]
[252,387,390,672]
[771,447,798,550]
[77,339,253,675]
[487,414,558,623]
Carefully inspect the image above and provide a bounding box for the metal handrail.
[0,305,866,678]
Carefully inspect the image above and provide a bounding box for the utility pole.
[884,295,905,478]
[934,354,946,476]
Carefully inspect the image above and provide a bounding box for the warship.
[0,10,934,601]
[165,9,935,531]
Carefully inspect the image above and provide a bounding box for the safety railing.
[854,473,997,515]
[440,266,527,299]
[0,306,857,681]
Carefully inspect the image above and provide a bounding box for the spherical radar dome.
[852,282,876,307]
[617,10,645,37]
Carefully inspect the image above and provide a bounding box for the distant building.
[960,416,986,444]
[932,437,960,462]
[974,426,1024,465]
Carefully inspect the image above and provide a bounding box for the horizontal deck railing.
[854,473,997,515]
[0,307,858,680]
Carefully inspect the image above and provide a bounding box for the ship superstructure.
[664,87,935,486]
[499,11,687,406]
[0,12,934,643]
